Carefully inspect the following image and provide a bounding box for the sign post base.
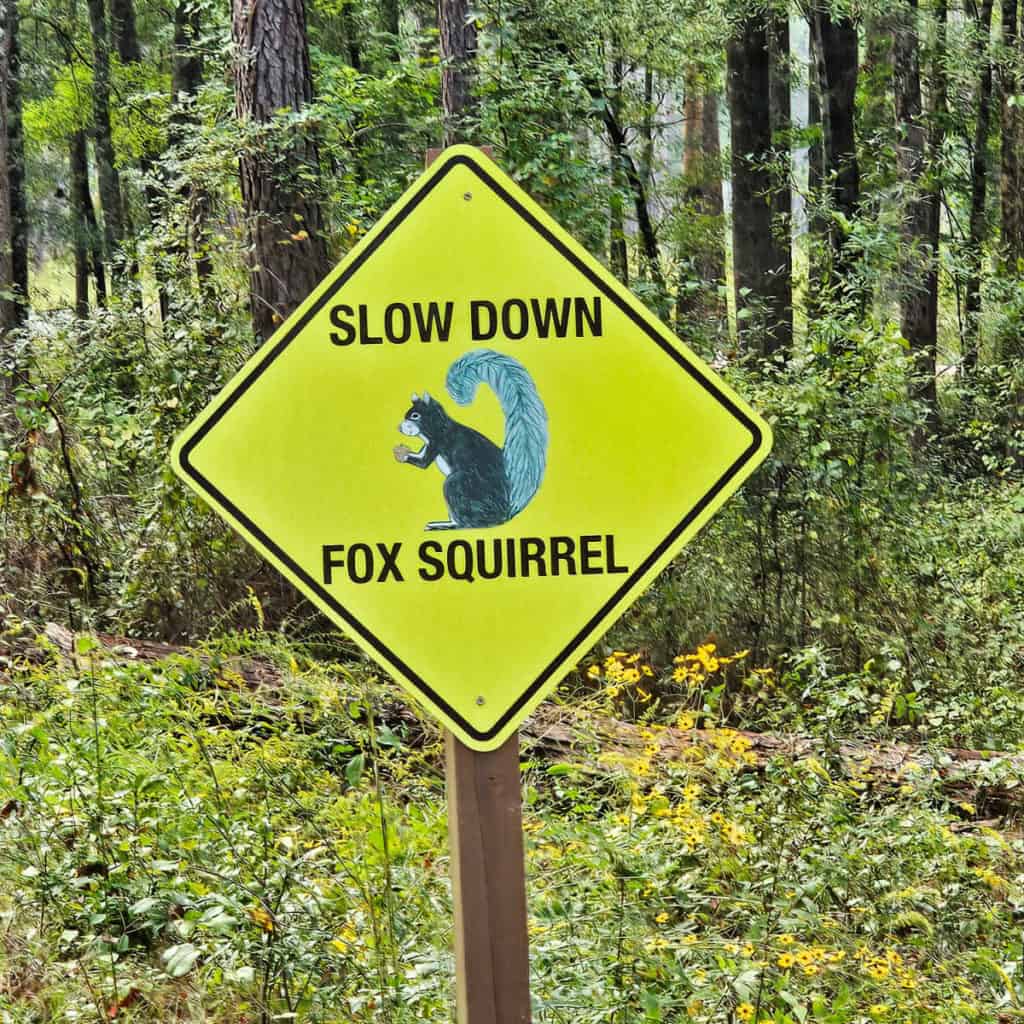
[445,730,532,1023]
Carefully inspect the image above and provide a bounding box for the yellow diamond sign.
[171,145,772,750]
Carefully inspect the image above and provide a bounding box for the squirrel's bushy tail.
[446,349,548,516]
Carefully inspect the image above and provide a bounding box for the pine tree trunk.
[171,0,211,301]
[437,0,476,144]
[893,0,940,427]
[807,31,825,290]
[1001,0,1023,261]
[702,93,725,224]
[70,132,93,317]
[0,0,13,342]
[966,0,996,373]
[233,0,331,342]
[812,9,860,281]
[728,14,790,356]
[609,55,628,284]
[110,0,140,62]
[6,0,27,326]
[768,12,793,354]
[86,0,126,282]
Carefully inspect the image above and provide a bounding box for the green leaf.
[163,942,200,978]
[75,635,100,655]
[345,753,365,787]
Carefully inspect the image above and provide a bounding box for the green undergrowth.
[2,629,1023,1023]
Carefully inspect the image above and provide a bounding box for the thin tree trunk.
[893,0,940,428]
[0,0,14,343]
[965,0,996,373]
[233,0,331,342]
[86,0,126,283]
[437,0,476,144]
[70,132,93,317]
[171,0,211,304]
[609,55,628,284]
[768,11,793,354]
[702,92,725,223]
[6,0,27,326]
[683,82,702,178]
[603,104,665,292]
[1001,0,1023,261]
[640,66,655,187]
[112,0,169,317]
[728,14,789,356]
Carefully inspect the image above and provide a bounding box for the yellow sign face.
[172,146,771,751]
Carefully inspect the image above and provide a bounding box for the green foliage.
[1,632,1022,1022]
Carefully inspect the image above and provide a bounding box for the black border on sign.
[178,153,764,744]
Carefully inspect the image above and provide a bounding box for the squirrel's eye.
[410,412,420,420]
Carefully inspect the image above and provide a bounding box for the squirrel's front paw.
[393,444,411,463]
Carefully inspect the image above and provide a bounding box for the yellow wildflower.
[655,912,669,924]
[777,953,795,969]
[736,1003,755,1022]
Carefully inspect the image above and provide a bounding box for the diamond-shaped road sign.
[172,145,772,751]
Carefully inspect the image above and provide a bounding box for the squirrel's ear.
[411,392,419,402]
[423,391,432,403]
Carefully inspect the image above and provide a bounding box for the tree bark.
[727,14,790,356]
[811,9,860,281]
[0,0,13,343]
[110,0,140,63]
[608,55,628,283]
[171,0,211,300]
[5,0,27,327]
[437,0,476,145]
[768,12,793,354]
[233,0,331,342]
[86,0,126,282]
[893,0,940,427]
[1001,0,1023,261]
[603,104,665,292]
[966,0,995,374]
[70,133,94,316]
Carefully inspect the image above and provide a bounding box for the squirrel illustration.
[393,349,548,530]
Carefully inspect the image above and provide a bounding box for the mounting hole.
[463,192,473,201]
[475,696,485,705]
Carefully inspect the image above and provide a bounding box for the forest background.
[4,0,1024,1021]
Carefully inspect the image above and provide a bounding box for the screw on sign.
[172,146,772,1023]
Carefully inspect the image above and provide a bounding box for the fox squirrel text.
[322,534,628,585]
